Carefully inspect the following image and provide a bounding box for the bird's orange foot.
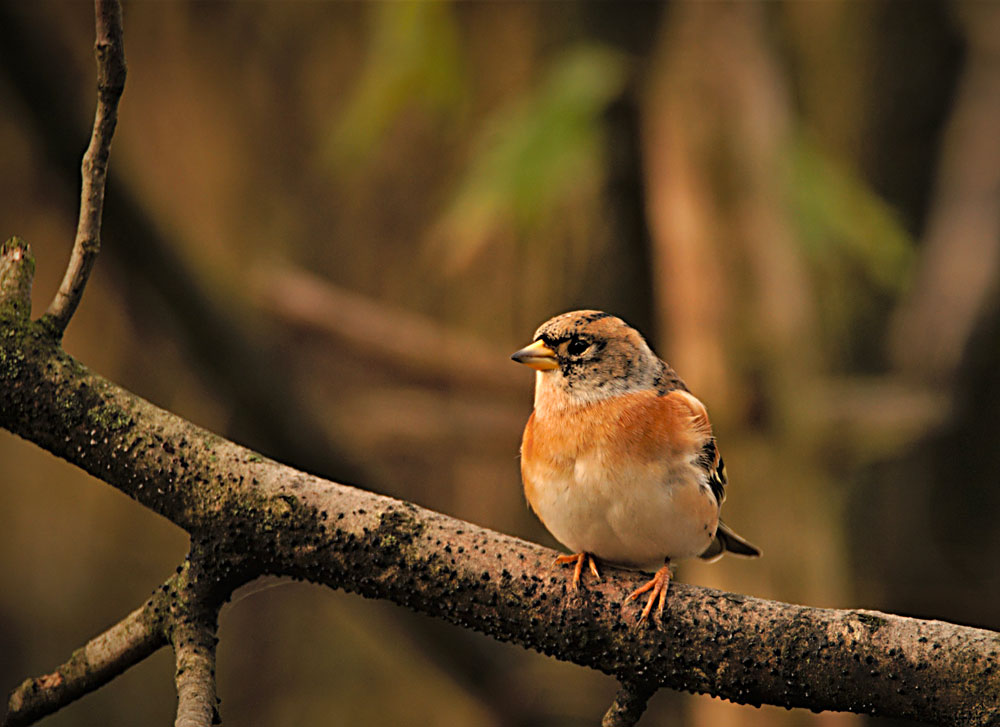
[626,564,672,625]
[555,552,601,589]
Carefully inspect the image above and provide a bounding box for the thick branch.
[1,311,999,725]
[42,0,126,336]
[3,576,172,727]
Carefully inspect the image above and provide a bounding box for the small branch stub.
[43,0,126,336]
[0,238,35,321]
[601,681,656,727]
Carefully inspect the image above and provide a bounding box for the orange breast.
[520,389,712,510]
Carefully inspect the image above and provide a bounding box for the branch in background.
[1,249,998,725]
[42,0,125,336]
[254,264,523,396]
[889,1,1000,383]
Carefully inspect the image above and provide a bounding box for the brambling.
[511,310,760,624]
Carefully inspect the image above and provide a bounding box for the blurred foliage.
[788,132,915,368]
[325,1,466,169]
[430,43,628,274]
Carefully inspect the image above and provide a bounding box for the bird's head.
[511,310,666,405]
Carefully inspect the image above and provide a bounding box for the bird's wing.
[660,389,726,506]
[659,391,762,561]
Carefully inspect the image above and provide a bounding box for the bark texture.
[2,240,999,726]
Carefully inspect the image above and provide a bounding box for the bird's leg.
[554,552,601,589]
[626,562,672,624]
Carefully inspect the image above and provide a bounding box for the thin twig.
[3,579,171,727]
[43,0,126,336]
[601,681,656,727]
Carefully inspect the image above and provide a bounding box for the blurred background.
[1,1,998,725]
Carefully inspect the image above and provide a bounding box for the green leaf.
[433,44,629,270]
[326,2,465,168]
[790,133,913,292]
[788,132,915,363]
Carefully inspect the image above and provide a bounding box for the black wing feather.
[699,439,727,505]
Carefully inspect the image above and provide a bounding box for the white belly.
[526,451,718,569]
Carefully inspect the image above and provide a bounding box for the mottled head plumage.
[516,309,685,406]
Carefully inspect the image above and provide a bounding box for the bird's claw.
[555,552,601,589]
[625,564,672,626]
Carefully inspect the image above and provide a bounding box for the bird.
[511,310,760,624]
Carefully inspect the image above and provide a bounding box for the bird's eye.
[567,338,590,356]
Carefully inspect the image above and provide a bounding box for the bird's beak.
[511,340,559,371]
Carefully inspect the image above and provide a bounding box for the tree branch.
[42,0,126,337]
[0,1,368,486]
[888,0,1000,383]
[252,263,523,396]
[171,612,220,727]
[3,573,173,727]
[172,621,218,727]
[170,553,222,727]
[1,245,999,724]
[6,3,996,725]
[3,557,226,727]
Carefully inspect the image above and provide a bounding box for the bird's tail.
[699,521,761,562]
